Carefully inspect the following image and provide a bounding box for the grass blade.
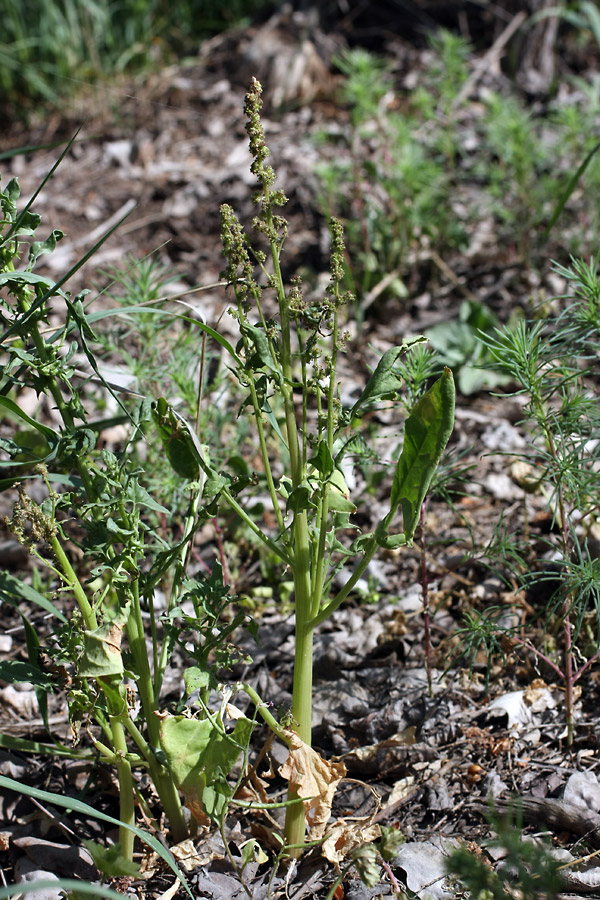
[0,880,129,899]
[0,571,67,622]
[0,775,192,897]
[543,138,600,238]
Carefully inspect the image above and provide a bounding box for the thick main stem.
[50,534,97,631]
[268,228,316,853]
[284,510,314,854]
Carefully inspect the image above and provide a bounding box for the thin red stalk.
[573,647,600,682]
[213,517,231,585]
[508,633,564,680]
[563,611,574,742]
[381,858,402,893]
[419,499,433,697]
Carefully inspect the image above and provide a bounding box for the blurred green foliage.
[0,0,274,114]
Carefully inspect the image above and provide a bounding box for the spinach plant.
[215,78,455,851]
[0,168,249,858]
[0,79,455,863]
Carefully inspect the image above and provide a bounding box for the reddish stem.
[213,517,231,585]
[419,499,433,697]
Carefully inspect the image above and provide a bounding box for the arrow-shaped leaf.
[390,367,455,541]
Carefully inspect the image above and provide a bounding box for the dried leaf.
[322,817,381,866]
[343,728,416,764]
[386,776,416,806]
[563,866,600,891]
[279,729,346,840]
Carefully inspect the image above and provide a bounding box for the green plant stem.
[146,756,188,843]
[13,293,184,825]
[326,304,339,448]
[48,532,97,630]
[244,372,286,534]
[268,225,318,854]
[109,714,135,861]
[311,494,330,616]
[284,511,315,855]
[239,682,290,743]
[155,488,202,697]
[221,486,290,565]
[121,717,155,767]
[310,537,379,629]
[324,863,354,900]
[271,242,302,481]
[419,500,434,698]
[15,287,97,499]
[125,583,188,842]
[563,613,574,745]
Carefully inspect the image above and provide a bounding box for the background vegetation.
[0,0,275,115]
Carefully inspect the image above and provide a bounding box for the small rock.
[563,771,600,814]
[13,836,97,880]
[393,840,456,899]
[13,857,62,900]
[0,685,38,717]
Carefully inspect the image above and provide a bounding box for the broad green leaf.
[183,666,210,695]
[329,467,350,498]
[151,398,212,487]
[203,469,228,499]
[159,713,251,821]
[351,338,426,418]
[28,228,64,269]
[83,840,140,878]
[324,468,356,514]
[374,526,408,550]
[202,780,233,820]
[0,774,192,897]
[390,367,455,541]
[159,714,245,789]
[129,480,169,514]
[0,271,58,290]
[152,398,202,481]
[0,572,67,622]
[79,621,124,678]
[241,838,269,869]
[308,440,334,478]
[0,659,53,690]
[286,481,316,514]
[240,321,276,370]
[325,488,356,514]
[277,476,292,499]
[0,395,58,445]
